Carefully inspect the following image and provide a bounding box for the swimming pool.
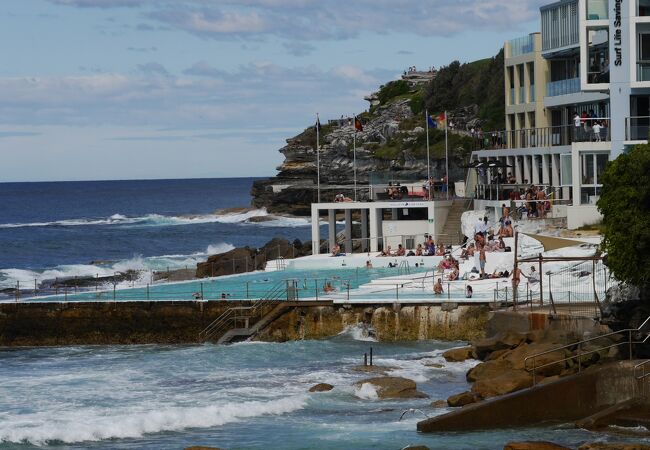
[18,265,430,303]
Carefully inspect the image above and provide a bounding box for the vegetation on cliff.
[598,144,650,288]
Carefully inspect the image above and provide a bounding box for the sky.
[0,0,546,182]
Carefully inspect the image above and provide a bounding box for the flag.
[427,114,436,129]
[354,117,363,132]
[315,117,321,133]
[438,112,447,129]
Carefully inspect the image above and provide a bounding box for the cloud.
[127,46,158,53]
[0,63,389,131]
[46,0,546,41]
[137,62,170,77]
[283,41,316,57]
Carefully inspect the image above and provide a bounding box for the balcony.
[626,116,650,140]
[508,35,534,58]
[470,120,611,151]
[546,78,580,97]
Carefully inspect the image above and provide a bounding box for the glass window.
[560,154,573,186]
[587,28,610,84]
[582,154,595,185]
[596,154,608,179]
[587,0,609,19]
[639,0,650,16]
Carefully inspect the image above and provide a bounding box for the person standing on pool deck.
[479,244,486,278]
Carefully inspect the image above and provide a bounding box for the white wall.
[567,205,602,229]
[382,220,429,249]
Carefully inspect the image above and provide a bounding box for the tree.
[597,144,650,288]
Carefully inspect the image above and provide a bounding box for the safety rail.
[199,280,291,342]
[634,360,650,397]
[525,316,650,385]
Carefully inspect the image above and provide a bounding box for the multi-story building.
[472,0,650,228]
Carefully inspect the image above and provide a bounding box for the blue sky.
[0,0,545,182]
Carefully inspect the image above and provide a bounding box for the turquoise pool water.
[23,266,429,303]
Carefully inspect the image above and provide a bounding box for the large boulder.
[443,346,475,362]
[471,369,533,398]
[309,383,334,392]
[498,343,569,377]
[447,391,479,407]
[354,377,429,400]
[504,442,571,450]
[473,331,528,359]
[466,359,513,382]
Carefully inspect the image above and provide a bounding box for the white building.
[471,0,650,229]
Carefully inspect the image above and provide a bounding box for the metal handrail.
[524,315,650,384]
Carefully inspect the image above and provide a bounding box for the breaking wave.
[0,395,307,445]
[0,209,311,230]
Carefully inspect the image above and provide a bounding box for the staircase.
[440,199,471,245]
[199,280,295,344]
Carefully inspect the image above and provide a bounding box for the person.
[192,291,203,300]
[379,245,392,257]
[396,244,406,256]
[466,285,473,298]
[331,244,342,257]
[593,121,602,142]
[573,112,582,142]
[507,172,516,184]
[528,266,540,284]
[460,243,475,259]
[497,236,506,251]
[334,193,344,202]
[479,244,487,278]
[425,236,435,255]
[433,278,444,295]
[536,188,546,219]
[501,203,510,222]
[415,244,424,256]
[436,244,446,256]
[474,217,484,235]
[365,260,373,269]
[323,282,335,293]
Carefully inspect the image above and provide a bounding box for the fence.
[501,254,609,318]
[322,232,465,255]
[6,243,303,302]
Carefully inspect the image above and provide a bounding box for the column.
[427,203,436,241]
[523,155,531,184]
[531,155,540,185]
[541,154,550,186]
[344,209,353,254]
[328,209,336,254]
[311,204,320,255]
[391,208,398,220]
[514,156,523,184]
[360,209,369,252]
[369,207,378,252]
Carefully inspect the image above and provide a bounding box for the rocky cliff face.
[251,79,478,216]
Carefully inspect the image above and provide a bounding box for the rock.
[578,444,650,450]
[466,359,513,383]
[351,365,395,375]
[499,342,569,377]
[443,346,475,362]
[402,446,430,450]
[471,369,533,398]
[486,349,511,361]
[425,363,445,368]
[473,331,527,359]
[354,376,429,400]
[430,399,448,408]
[447,390,478,407]
[504,442,571,450]
[309,383,334,392]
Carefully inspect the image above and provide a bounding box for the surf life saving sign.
[613,0,623,67]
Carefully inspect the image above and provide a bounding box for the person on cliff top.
[433,278,444,295]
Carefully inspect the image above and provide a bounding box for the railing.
[471,120,611,151]
[525,315,650,385]
[546,77,580,97]
[634,360,650,397]
[325,233,464,255]
[625,116,650,141]
[372,182,453,201]
[508,35,534,58]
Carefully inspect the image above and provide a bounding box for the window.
[639,0,650,16]
[580,153,609,204]
[586,28,610,84]
[560,154,573,186]
[587,0,609,19]
[638,32,650,81]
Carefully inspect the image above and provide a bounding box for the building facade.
[472,0,650,228]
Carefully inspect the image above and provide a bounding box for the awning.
[521,233,594,252]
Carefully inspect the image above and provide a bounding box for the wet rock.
[466,359,513,383]
[430,399,448,408]
[499,343,569,377]
[442,346,475,362]
[504,442,571,450]
[473,331,527,359]
[471,369,533,398]
[578,444,650,450]
[354,376,429,400]
[309,383,334,392]
[447,391,478,407]
[351,365,395,375]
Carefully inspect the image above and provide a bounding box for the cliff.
[251,53,504,215]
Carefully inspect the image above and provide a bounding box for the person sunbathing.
[436,245,446,256]
[461,243,475,259]
[415,244,423,256]
[448,268,459,281]
[379,245,392,257]
[396,244,406,256]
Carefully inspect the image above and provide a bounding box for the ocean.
[0,178,312,290]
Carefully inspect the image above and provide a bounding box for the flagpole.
[445,110,449,200]
[425,109,430,201]
[316,113,321,203]
[353,116,358,202]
